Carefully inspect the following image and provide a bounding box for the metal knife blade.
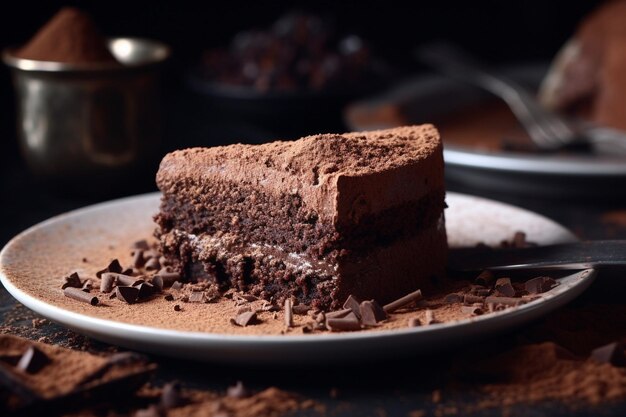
[447,240,626,272]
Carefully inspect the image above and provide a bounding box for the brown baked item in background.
[539,0,626,131]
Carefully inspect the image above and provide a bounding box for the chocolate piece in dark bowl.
[186,12,390,138]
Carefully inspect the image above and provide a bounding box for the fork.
[416,42,626,154]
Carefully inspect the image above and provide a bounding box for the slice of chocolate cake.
[155,125,447,309]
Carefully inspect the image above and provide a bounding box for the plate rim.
[0,191,595,347]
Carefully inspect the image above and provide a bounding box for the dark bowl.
[185,67,391,140]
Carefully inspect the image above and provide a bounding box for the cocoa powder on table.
[14,7,118,64]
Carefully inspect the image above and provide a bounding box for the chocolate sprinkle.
[136,282,155,300]
[383,289,423,313]
[408,317,421,327]
[444,293,463,304]
[174,304,181,311]
[463,294,485,304]
[144,258,161,271]
[227,381,249,399]
[325,308,352,319]
[64,287,99,306]
[132,250,146,268]
[525,276,558,294]
[115,286,140,304]
[485,296,525,307]
[230,311,259,327]
[154,272,181,288]
[161,381,182,409]
[133,239,150,250]
[425,309,440,325]
[96,259,123,278]
[188,292,204,303]
[461,305,484,316]
[61,272,82,289]
[115,273,144,287]
[16,346,51,374]
[284,298,294,328]
[360,300,387,326]
[326,312,361,331]
[292,304,311,315]
[475,270,494,286]
[590,342,626,367]
[342,295,362,320]
[100,273,116,293]
[495,278,516,297]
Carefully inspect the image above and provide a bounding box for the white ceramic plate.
[0,192,594,364]
[344,64,626,197]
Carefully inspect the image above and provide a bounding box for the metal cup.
[3,38,170,192]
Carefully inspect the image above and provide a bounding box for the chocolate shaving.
[188,292,204,303]
[292,304,310,315]
[463,294,485,304]
[154,272,181,288]
[495,277,516,297]
[150,275,164,292]
[144,258,160,271]
[61,272,82,289]
[163,293,174,301]
[115,286,140,304]
[474,270,494,286]
[81,279,94,292]
[469,285,491,296]
[16,346,51,374]
[230,311,259,327]
[325,308,352,319]
[136,282,155,300]
[133,239,150,250]
[342,295,362,319]
[444,293,463,304]
[590,342,626,367]
[384,289,423,313]
[485,296,525,307]
[525,276,558,294]
[234,293,258,302]
[171,281,183,290]
[96,259,123,278]
[115,273,144,287]
[132,250,146,268]
[284,299,294,328]
[408,317,421,327]
[360,300,387,326]
[512,231,528,248]
[227,381,249,399]
[425,309,440,325]
[461,305,484,316]
[161,381,182,409]
[100,273,116,293]
[121,267,136,276]
[326,312,361,332]
[64,287,99,306]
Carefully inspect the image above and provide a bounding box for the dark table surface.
[1,87,626,417]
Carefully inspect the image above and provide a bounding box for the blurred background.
[0,0,608,244]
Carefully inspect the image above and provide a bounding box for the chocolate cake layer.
[155,125,447,309]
